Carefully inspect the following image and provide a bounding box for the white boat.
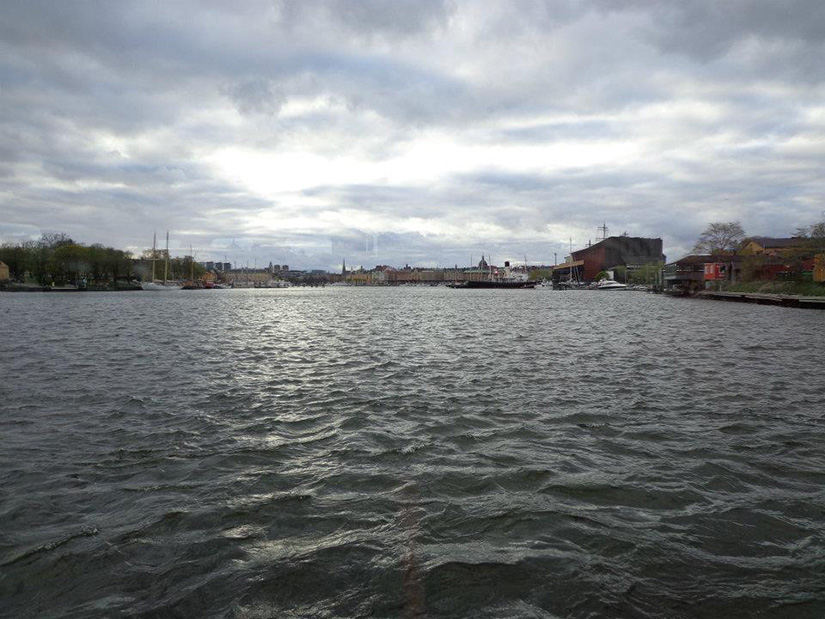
[141,231,181,291]
[596,279,628,290]
[141,281,182,291]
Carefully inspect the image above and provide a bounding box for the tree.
[38,232,75,250]
[51,243,88,284]
[693,221,746,254]
[794,220,825,252]
[24,240,52,284]
[528,268,553,281]
[628,261,664,285]
[741,254,767,282]
[0,244,28,280]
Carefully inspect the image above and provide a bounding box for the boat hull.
[463,281,535,289]
[596,280,628,290]
[141,282,182,291]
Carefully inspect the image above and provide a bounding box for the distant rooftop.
[744,236,803,248]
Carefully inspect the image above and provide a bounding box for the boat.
[452,260,535,289]
[463,280,535,289]
[141,231,182,291]
[596,279,628,290]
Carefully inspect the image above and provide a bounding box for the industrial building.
[553,236,665,284]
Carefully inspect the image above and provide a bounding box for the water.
[1,288,823,618]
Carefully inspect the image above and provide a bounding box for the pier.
[697,291,825,309]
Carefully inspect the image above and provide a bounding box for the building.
[199,261,232,272]
[664,254,743,291]
[739,236,825,280]
[0,261,9,283]
[223,268,278,286]
[815,255,825,283]
[740,237,806,257]
[569,236,665,282]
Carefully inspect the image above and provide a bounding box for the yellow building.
[346,270,371,285]
[0,261,9,283]
[740,237,804,257]
[815,254,825,283]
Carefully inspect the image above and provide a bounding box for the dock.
[697,291,825,309]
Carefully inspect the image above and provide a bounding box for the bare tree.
[38,232,75,249]
[693,221,745,254]
[794,220,825,240]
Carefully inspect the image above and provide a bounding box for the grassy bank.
[725,281,825,296]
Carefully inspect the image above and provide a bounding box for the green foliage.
[740,254,767,282]
[529,268,553,281]
[1,234,134,286]
[726,280,825,297]
[0,244,28,280]
[628,261,664,285]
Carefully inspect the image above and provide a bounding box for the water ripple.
[1,288,824,617]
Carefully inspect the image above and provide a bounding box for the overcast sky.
[2,1,824,270]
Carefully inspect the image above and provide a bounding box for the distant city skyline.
[2,1,824,271]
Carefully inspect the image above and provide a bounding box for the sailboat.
[141,231,182,291]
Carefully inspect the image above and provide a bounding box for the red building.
[570,236,665,282]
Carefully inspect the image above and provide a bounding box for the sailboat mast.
[151,232,156,282]
[164,230,169,284]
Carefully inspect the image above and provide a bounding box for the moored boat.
[596,279,628,290]
[141,231,182,291]
[463,280,535,289]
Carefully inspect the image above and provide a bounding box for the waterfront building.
[223,268,276,287]
[664,255,712,292]
[0,261,9,283]
[664,254,744,291]
[570,236,665,282]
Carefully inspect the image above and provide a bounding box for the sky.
[2,0,824,271]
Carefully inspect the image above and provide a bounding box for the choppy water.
[1,288,824,618]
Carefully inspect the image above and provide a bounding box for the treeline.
[0,233,204,286]
[0,233,132,286]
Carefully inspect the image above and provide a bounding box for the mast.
[151,232,157,282]
[164,230,169,285]
[190,244,194,281]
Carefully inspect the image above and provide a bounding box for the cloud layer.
[2,0,824,269]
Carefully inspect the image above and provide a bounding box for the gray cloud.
[2,0,824,269]
[224,80,286,116]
